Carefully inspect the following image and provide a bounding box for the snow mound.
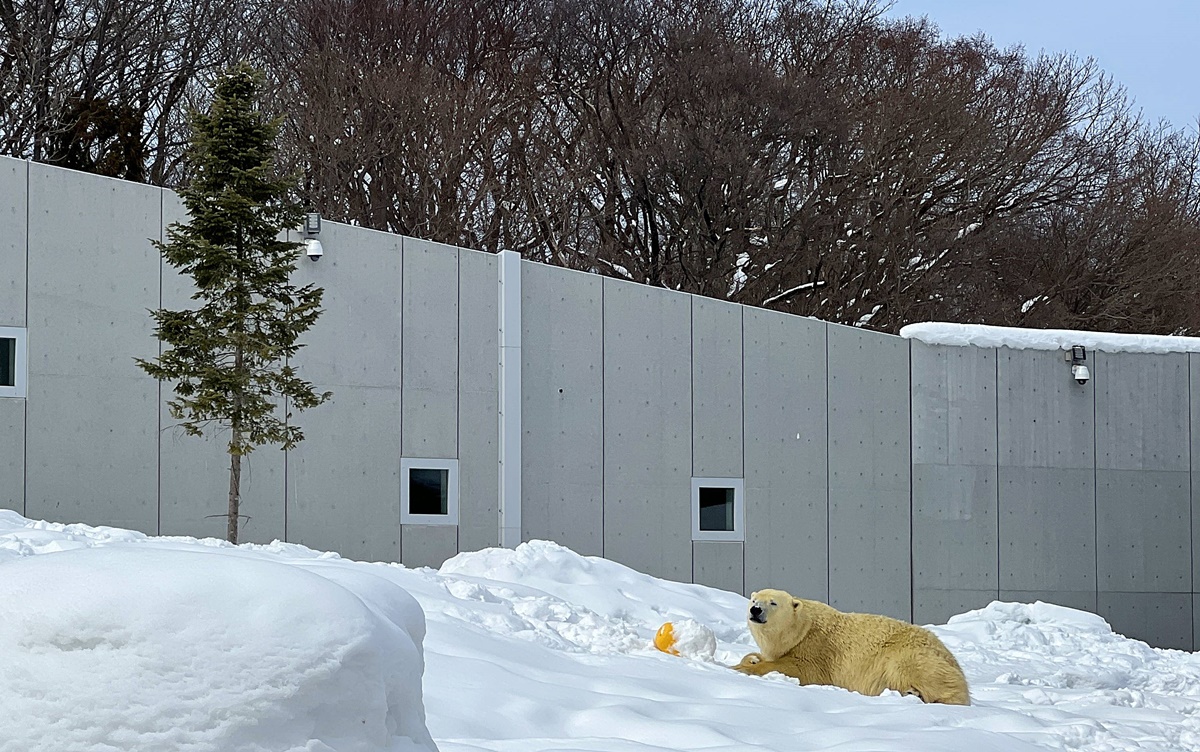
[900,321,1200,354]
[441,539,748,643]
[6,511,1200,751]
[0,540,435,752]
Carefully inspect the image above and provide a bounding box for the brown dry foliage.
[4,0,1198,333]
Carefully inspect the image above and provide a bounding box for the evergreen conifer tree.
[138,63,330,544]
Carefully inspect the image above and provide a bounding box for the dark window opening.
[409,468,449,515]
[0,338,14,387]
[698,487,736,532]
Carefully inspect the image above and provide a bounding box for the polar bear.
[732,589,970,705]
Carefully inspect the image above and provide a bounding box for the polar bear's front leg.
[733,652,787,676]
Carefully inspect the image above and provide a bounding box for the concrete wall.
[827,324,911,621]
[1192,354,1200,652]
[24,164,160,533]
[0,159,26,514]
[997,347,1097,614]
[520,261,604,555]
[286,222,403,560]
[742,309,828,601]
[0,160,507,568]
[3,156,1198,648]
[602,278,693,582]
[1093,351,1192,649]
[690,297,744,593]
[913,343,1196,650]
[911,341,999,625]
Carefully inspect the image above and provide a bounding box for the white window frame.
[691,477,744,542]
[0,326,27,399]
[401,457,460,525]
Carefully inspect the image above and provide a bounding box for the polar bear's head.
[746,588,809,657]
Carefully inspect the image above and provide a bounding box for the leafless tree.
[9,0,1196,334]
[0,0,255,183]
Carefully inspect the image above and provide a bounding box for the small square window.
[692,477,744,542]
[0,327,26,398]
[401,458,459,525]
[699,487,735,531]
[409,468,449,515]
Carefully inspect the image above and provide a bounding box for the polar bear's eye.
[769,601,777,606]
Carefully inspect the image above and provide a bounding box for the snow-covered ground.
[2,511,1197,752]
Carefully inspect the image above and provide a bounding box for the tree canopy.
[5,0,1198,334]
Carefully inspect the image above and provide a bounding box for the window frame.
[400,457,460,526]
[0,326,27,399]
[691,477,745,542]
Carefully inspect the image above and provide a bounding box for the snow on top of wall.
[900,322,1200,354]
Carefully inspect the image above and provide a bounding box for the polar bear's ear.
[792,599,802,611]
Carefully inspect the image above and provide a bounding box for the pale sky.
[884,0,1200,133]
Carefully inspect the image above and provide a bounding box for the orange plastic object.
[654,622,679,655]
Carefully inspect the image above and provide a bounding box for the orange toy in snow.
[654,622,680,655]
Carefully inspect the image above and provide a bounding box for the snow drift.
[3,510,1200,751]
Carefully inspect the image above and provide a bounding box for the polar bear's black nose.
[749,605,765,623]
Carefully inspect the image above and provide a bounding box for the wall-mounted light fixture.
[1064,345,1089,385]
[301,211,323,261]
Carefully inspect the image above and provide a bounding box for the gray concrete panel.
[692,541,744,594]
[1096,470,1190,592]
[26,375,158,530]
[911,342,999,611]
[914,589,997,626]
[1000,590,1097,613]
[912,464,998,591]
[0,398,23,513]
[1094,352,1189,472]
[157,192,285,543]
[602,279,692,582]
[402,524,458,569]
[521,262,603,555]
[291,221,402,388]
[402,238,458,458]
[25,164,159,532]
[27,164,161,377]
[287,386,400,561]
[1195,597,1199,654]
[159,426,285,542]
[911,341,996,466]
[998,466,1095,592]
[458,249,499,552]
[1192,354,1200,594]
[283,220,403,559]
[691,297,742,478]
[742,308,827,600]
[1097,592,1192,650]
[827,323,910,620]
[997,348,1094,469]
[0,157,26,325]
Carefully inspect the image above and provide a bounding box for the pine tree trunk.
[229,337,245,544]
[228,442,241,544]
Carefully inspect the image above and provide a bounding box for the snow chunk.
[901,322,1200,354]
[1019,296,1045,314]
[667,619,717,661]
[956,222,982,239]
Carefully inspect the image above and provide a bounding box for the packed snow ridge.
[901,322,1200,354]
[3,510,1200,751]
